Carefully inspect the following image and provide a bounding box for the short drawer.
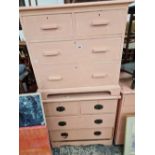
[46,114,116,130]
[75,9,127,37]
[34,62,120,89]
[80,99,117,114]
[43,101,80,116]
[22,14,73,41]
[29,37,122,64]
[50,128,113,141]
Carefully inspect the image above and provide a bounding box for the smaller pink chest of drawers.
[41,92,120,147]
[114,72,135,145]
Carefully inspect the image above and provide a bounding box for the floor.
[53,145,123,155]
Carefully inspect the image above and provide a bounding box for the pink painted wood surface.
[114,99,134,144]
[123,94,135,107]
[50,128,113,141]
[122,106,135,113]
[46,114,116,130]
[114,130,124,145]
[114,73,135,145]
[43,98,118,116]
[19,1,133,146]
[34,62,120,90]
[42,92,120,103]
[115,101,125,145]
[43,101,80,116]
[20,1,133,12]
[115,113,135,144]
[75,9,127,37]
[20,0,132,43]
[19,1,131,93]
[22,13,73,41]
[80,99,117,114]
[40,85,121,99]
[29,37,122,65]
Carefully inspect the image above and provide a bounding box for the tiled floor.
[53,145,123,155]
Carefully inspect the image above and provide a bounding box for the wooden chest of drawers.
[114,72,135,145]
[19,0,132,94]
[42,93,119,147]
[20,0,133,147]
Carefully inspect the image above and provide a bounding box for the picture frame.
[19,92,46,127]
[124,116,135,155]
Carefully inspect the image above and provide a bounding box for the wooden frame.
[124,116,135,155]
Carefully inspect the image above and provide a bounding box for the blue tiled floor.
[53,145,123,155]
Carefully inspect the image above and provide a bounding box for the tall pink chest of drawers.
[20,0,133,147]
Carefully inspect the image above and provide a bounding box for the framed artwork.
[124,116,135,155]
[19,93,46,127]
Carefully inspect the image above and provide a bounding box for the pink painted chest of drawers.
[20,0,132,95]
[20,0,133,147]
[114,72,135,145]
[42,92,120,147]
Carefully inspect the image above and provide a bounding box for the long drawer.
[43,99,117,117]
[34,62,120,89]
[50,128,113,141]
[29,37,122,64]
[46,114,116,130]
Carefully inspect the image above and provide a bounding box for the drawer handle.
[48,76,62,81]
[92,73,107,79]
[43,51,60,57]
[94,104,104,110]
[91,20,109,26]
[92,48,108,54]
[94,119,103,124]
[56,106,65,112]
[58,121,66,126]
[61,132,68,139]
[40,24,59,30]
[94,131,102,136]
